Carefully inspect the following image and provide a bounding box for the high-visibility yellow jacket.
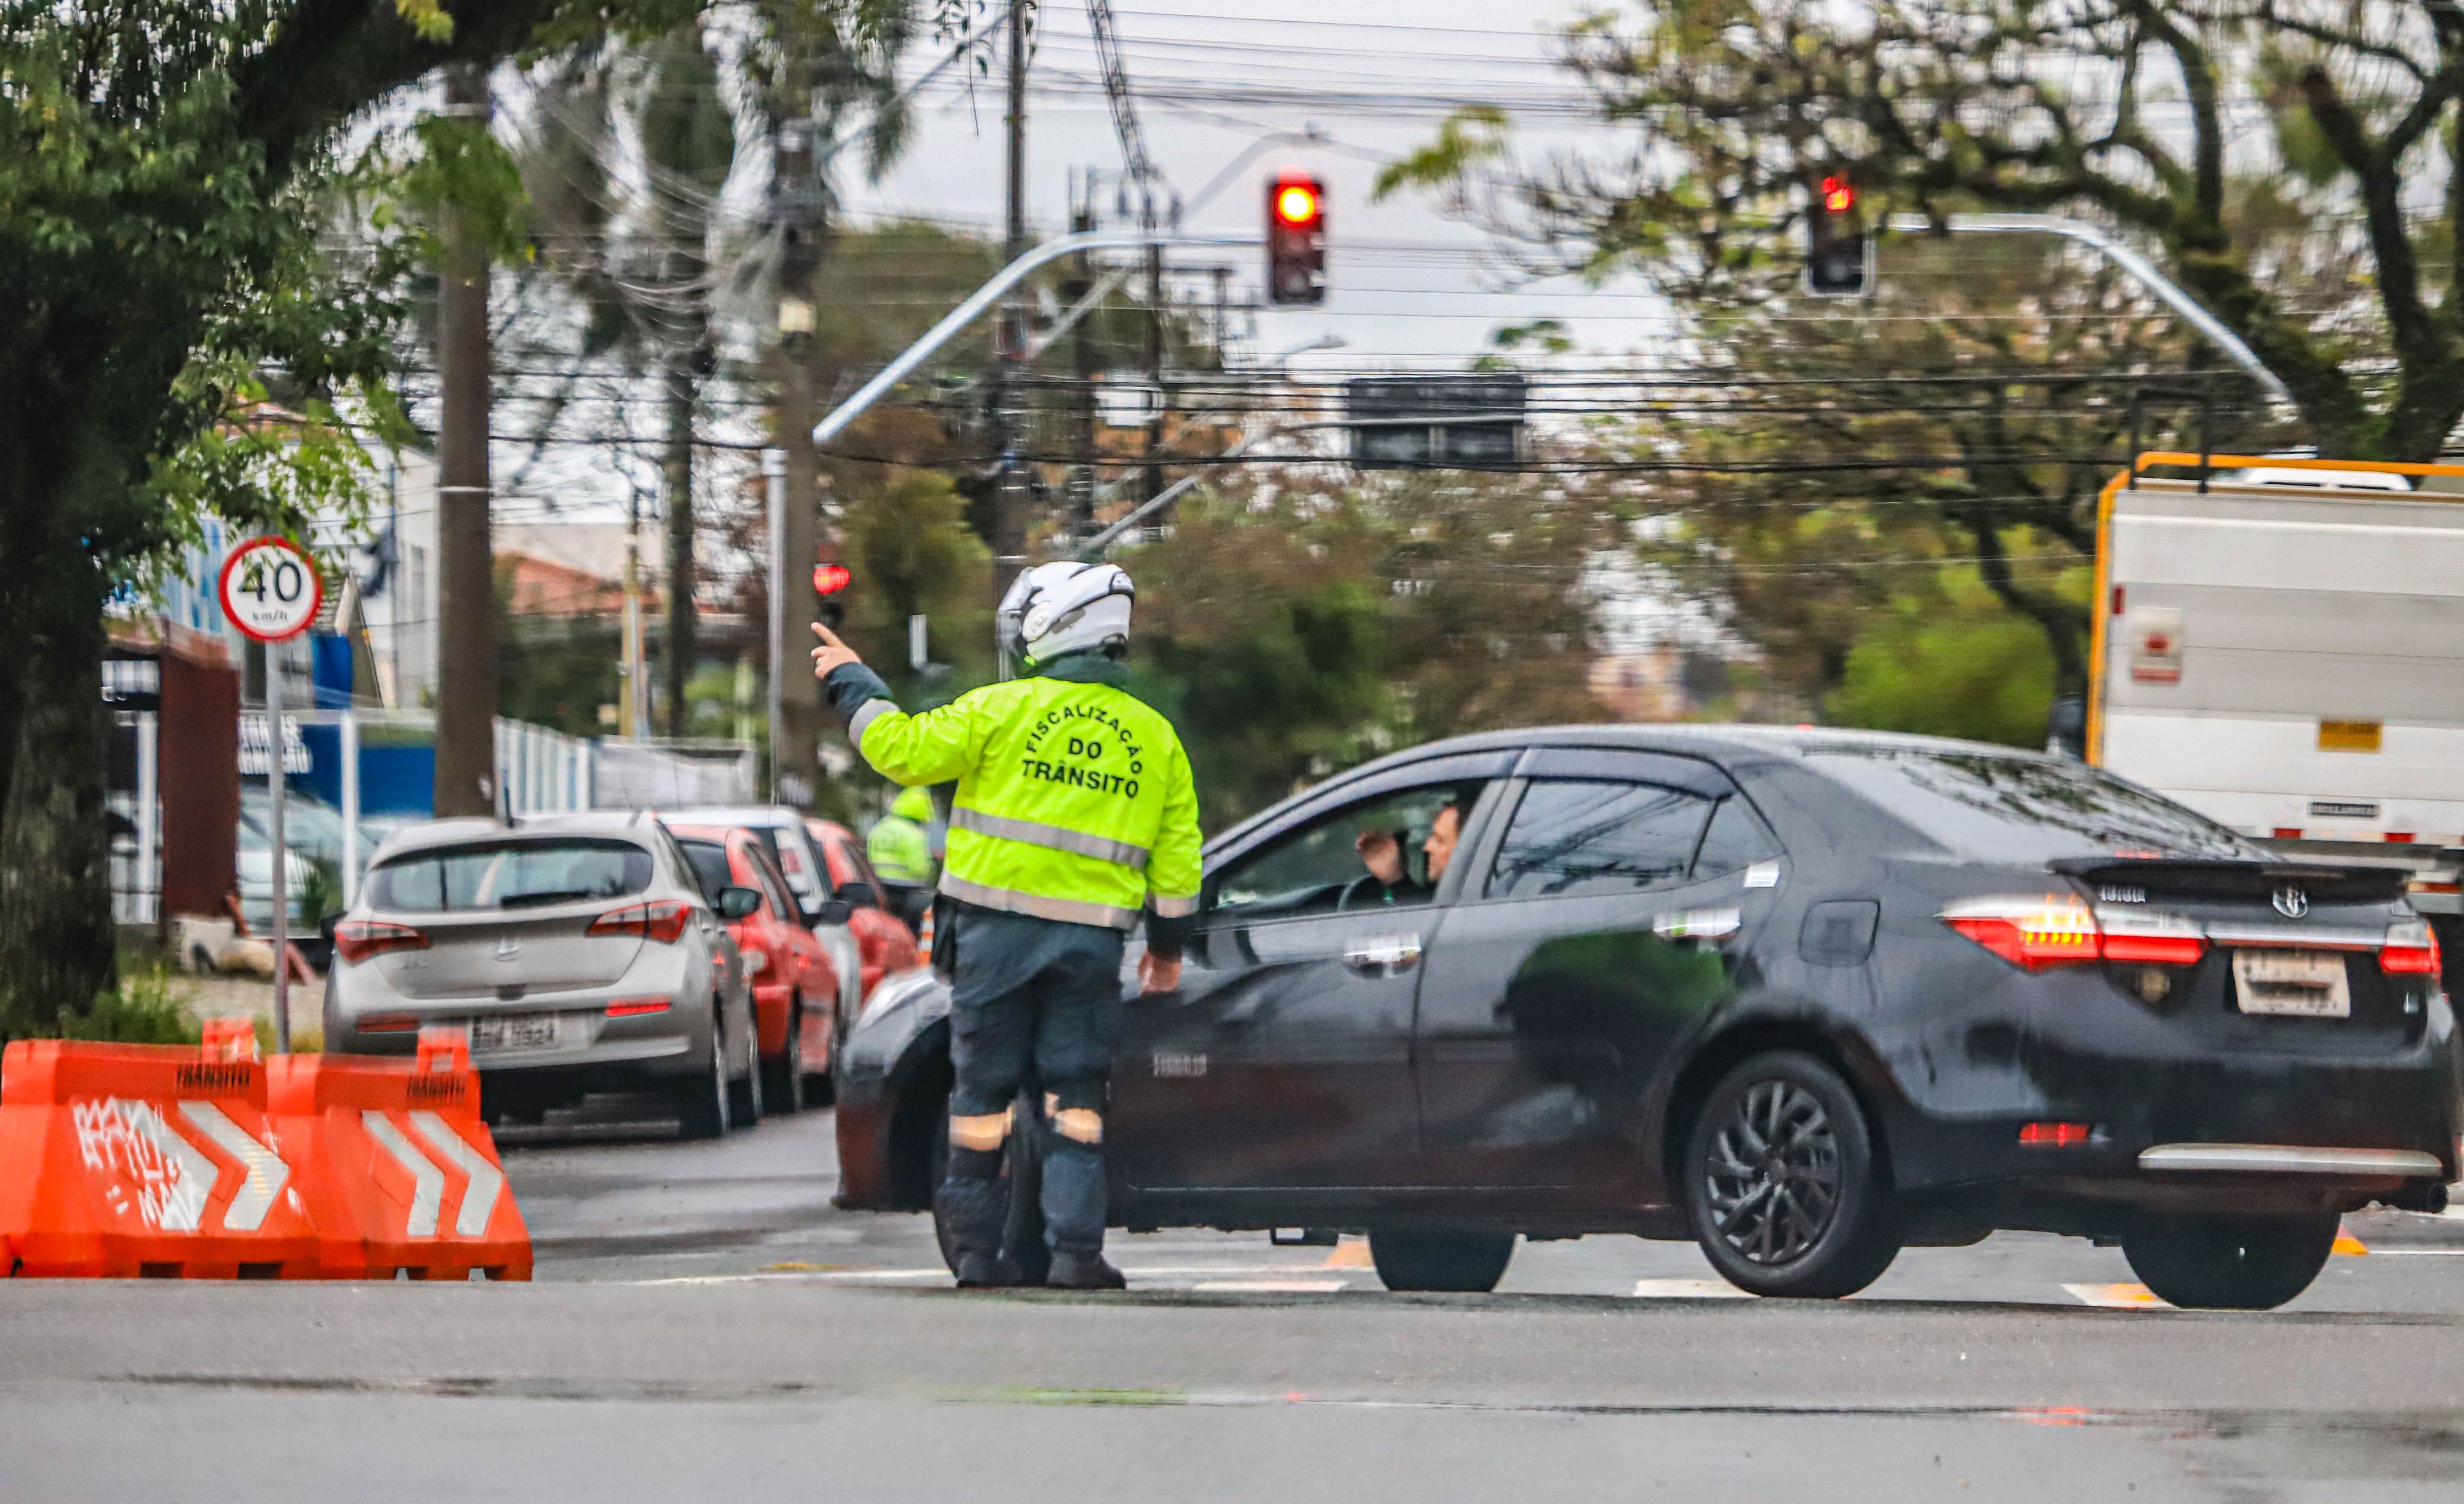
[827,656,1201,940]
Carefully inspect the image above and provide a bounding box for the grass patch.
[60,964,200,1044]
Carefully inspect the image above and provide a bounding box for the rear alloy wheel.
[673,1016,731,1140]
[762,997,806,1115]
[1368,1227,1516,1293]
[2122,1212,2338,1310]
[1686,1051,1900,1298]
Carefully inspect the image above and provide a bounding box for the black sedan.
[833,726,2459,1307]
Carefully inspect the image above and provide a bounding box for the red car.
[669,823,842,1112]
[806,818,924,1001]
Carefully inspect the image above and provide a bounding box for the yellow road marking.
[2064,1281,2168,1309]
[1323,1237,1374,1269]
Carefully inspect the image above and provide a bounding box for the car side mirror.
[717,886,763,921]
[839,881,877,910]
[816,898,854,927]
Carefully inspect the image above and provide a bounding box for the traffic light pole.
[1887,213,2293,407]
[810,232,1259,449]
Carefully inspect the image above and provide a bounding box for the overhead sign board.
[1345,375,1528,471]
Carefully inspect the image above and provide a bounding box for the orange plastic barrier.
[265,1029,531,1281]
[0,1031,322,1278]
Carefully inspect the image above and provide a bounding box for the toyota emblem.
[2272,886,2309,920]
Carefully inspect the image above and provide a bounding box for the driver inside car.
[1342,795,1466,910]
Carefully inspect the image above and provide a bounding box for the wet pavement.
[7,1097,2463,1501]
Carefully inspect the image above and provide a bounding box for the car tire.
[2121,1211,2338,1310]
[674,1018,731,1140]
[763,997,807,1115]
[1367,1227,1516,1293]
[1685,1050,1900,1299]
[729,1039,762,1129]
[928,1090,1052,1287]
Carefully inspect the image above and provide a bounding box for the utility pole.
[621,487,647,738]
[1066,176,1098,538]
[768,95,827,806]
[660,356,697,738]
[991,0,1032,597]
[433,63,498,818]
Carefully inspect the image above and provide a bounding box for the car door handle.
[1342,934,1423,975]
[1653,907,1741,943]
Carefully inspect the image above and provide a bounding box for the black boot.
[1045,1251,1127,1289]
[955,1251,1027,1288]
[936,1172,1018,1287]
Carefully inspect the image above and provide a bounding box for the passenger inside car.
[1345,795,1468,910]
[1208,782,1488,922]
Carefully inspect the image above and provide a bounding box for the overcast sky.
[836,0,1666,369]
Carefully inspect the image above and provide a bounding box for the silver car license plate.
[2232,950,2351,1018]
[471,1012,564,1053]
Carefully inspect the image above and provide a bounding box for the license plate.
[471,1013,564,1053]
[2231,950,2351,1018]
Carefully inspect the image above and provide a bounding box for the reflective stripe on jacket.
[865,815,935,885]
[842,667,1201,931]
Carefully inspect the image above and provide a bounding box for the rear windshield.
[368,838,654,913]
[1804,747,2265,865]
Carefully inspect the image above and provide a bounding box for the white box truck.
[2088,454,2464,972]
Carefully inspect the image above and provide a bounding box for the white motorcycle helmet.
[999,561,1135,669]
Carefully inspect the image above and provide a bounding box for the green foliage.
[397,113,534,264]
[54,966,200,1046]
[1125,472,1611,829]
[838,468,996,694]
[1825,568,2074,748]
[294,856,345,927]
[1381,0,2459,458]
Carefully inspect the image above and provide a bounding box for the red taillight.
[1942,898,2101,970]
[604,997,672,1018]
[588,898,694,945]
[1940,898,2205,970]
[358,1011,422,1033]
[2382,920,2443,975]
[333,920,428,966]
[2019,1121,2096,1147]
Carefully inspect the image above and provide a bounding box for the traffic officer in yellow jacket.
[811,561,1200,1289]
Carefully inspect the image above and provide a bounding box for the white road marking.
[1191,1280,1349,1293]
[175,1101,288,1232]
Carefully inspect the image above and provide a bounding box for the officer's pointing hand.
[811,622,864,680]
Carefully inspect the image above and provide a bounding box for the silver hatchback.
[323,814,764,1137]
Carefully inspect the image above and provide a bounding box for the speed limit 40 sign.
[217,536,324,643]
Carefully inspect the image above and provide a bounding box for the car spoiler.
[2048,857,2409,905]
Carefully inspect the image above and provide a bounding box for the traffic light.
[813,561,851,628]
[1266,172,1326,306]
[1805,173,1871,298]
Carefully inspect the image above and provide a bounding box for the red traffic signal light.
[813,563,852,595]
[1266,172,1326,306]
[1805,173,1870,298]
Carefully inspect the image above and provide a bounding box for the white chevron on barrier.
[175,1101,290,1233]
[409,1110,503,1236]
[360,1110,445,1236]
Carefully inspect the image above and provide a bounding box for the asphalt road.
[7,1098,2464,1502]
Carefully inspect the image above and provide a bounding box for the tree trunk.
[662,356,697,738]
[0,583,116,1036]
